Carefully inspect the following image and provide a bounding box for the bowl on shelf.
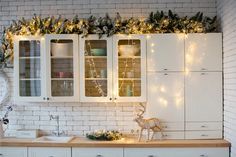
[118,45,140,57]
[51,41,73,57]
[91,48,106,56]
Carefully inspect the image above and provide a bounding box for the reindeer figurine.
[134,103,163,141]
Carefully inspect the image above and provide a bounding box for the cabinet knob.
[47,97,49,100]
[96,155,103,157]
[114,98,117,100]
[201,125,206,128]
[43,97,46,100]
[109,98,112,100]
[163,125,168,128]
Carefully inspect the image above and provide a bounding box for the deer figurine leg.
[138,129,143,141]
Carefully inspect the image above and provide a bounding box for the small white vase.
[0,120,4,138]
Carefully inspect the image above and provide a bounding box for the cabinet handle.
[43,97,46,100]
[201,68,207,70]
[163,69,168,71]
[164,73,168,75]
[109,98,112,101]
[0,154,3,156]
[96,155,103,157]
[201,73,206,75]
[114,98,117,100]
[47,97,49,100]
[200,154,208,157]
[163,125,168,128]
[148,155,154,157]
[201,134,208,137]
[201,125,207,128]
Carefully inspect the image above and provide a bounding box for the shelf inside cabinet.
[51,78,74,81]
[119,78,141,81]
[51,56,73,59]
[118,56,141,59]
[85,56,107,59]
[19,57,40,59]
[20,78,41,81]
[85,78,107,81]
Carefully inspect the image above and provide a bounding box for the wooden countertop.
[0,137,231,148]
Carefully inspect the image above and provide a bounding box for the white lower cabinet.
[28,147,71,157]
[0,147,27,157]
[124,148,229,157]
[72,148,123,157]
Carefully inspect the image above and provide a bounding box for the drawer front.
[124,148,229,157]
[28,147,71,157]
[186,122,222,131]
[161,122,184,131]
[153,131,184,140]
[0,147,27,157]
[183,148,229,157]
[72,148,123,157]
[185,131,222,139]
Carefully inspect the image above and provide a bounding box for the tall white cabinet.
[147,33,223,139]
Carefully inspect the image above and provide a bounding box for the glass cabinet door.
[46,34,79,102]
[113,35,146,102]
[80,35,113,102]
[14,36,45,101]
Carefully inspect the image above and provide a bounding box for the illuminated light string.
[85,41,106,97]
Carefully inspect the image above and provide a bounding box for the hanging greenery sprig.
[0,10,217,66]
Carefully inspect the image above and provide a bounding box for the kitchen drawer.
[0,147,27,157]
[124,148,229,157]
[153,131,184,140]
[72,148,123,157]
[28,147,71,157]
[185,131,222,139]
[186,122,222,131]
[161,122,184,131]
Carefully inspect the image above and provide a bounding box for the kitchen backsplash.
[0,69,140,137]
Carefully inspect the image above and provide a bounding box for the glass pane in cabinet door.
[50,39,74,97]
[19,40,41,96]
[118,40,141,97]
[84,40,108,97]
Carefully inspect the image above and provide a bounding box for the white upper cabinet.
[147,72,184,123]
[185,72,222,122]
[14,36,46,102]
[185,33,222,72]
[14,34,79,102]
[147,34,185,72]
[79,35,113,102]
[113,35,147,102]
[45,34,79,102]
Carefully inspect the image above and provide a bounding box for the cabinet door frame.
[79,35,113,102]
[45,34,79,102]
[113,34,147,102]
[14,35,46,102]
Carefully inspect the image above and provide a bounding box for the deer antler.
[138,103,146,117]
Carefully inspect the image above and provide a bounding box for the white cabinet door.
[185,72,222,122]
[14,36,47,102]
[147,34,185,72]
[147,72,184,124]
[113,34,147,102]
[45,34,79,102]
[79,35,113,102]
[72,148,123,157]
[28,147,71,157]
[182,148,229,157]
[185,33,222,71]
[0,147,27,157]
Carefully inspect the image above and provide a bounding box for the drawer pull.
[48,156,54,157]
[148,155,154,157]
[96,155,103,157]
[200,155,208,157]
[201,125,207,128]
[0,154,3,156]
[201,134,208,137]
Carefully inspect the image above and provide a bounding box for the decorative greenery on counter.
[0,10,217,66]
[86,130,123,141]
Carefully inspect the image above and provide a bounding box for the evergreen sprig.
[0,10,217,65]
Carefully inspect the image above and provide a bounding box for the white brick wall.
[0,0,217,137]
[217,0,236,156]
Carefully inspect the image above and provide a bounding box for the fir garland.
[0,10,217,65]
[86,130,122,141]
